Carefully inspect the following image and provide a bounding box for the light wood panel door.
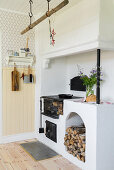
[2,67,35,136]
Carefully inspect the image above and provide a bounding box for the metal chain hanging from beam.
[29,0,33,27]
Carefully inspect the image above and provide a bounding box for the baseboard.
[0,132,36,144]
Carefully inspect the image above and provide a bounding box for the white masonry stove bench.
[39,100,114,170]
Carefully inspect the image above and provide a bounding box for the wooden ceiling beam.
[21,0,69,35]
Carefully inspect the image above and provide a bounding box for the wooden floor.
[0,139,81,170]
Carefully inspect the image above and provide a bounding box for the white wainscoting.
[2,67,35,136]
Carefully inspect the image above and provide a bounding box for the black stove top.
[41,94,82,101]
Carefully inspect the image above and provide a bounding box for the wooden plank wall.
[2,67,35,136]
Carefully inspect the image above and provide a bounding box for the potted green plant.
[79,67,103,100]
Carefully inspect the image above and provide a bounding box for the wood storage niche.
[64,112,86,162]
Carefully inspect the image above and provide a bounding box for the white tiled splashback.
[0,9,35,67]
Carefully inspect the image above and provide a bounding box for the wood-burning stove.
[40,95,81,119]
[45,120,57,143]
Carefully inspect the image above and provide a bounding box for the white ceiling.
[0,0,79,15]
[0,0,64,15]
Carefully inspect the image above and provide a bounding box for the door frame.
[0,31,2,143]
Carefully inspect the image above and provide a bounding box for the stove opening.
[45,120,57,143]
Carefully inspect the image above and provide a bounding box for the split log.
[73,153,77,157]
[79,134,86,141]
[80,148,85,153]
[81,156,85,162]
[78,143,82,148]
[64,136,67,141]
[81,152,85,157]
[77,154,81,160]
[73,150,78,155]
[66,127,74,134]
[78,139,82,144]
[83,143,86,150]
[68,135,71,140]
[68,150,72,154]
[53,102,58,107]
[70,140,74,145]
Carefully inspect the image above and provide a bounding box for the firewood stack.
[64,126,86,162]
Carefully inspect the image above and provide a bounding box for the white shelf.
[6,55,35,66]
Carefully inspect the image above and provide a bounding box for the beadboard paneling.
[2,67,35,136]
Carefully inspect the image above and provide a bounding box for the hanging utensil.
[23,65,34,83]
[12,64,20,91]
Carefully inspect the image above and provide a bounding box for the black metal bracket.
[96,49,101,104]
